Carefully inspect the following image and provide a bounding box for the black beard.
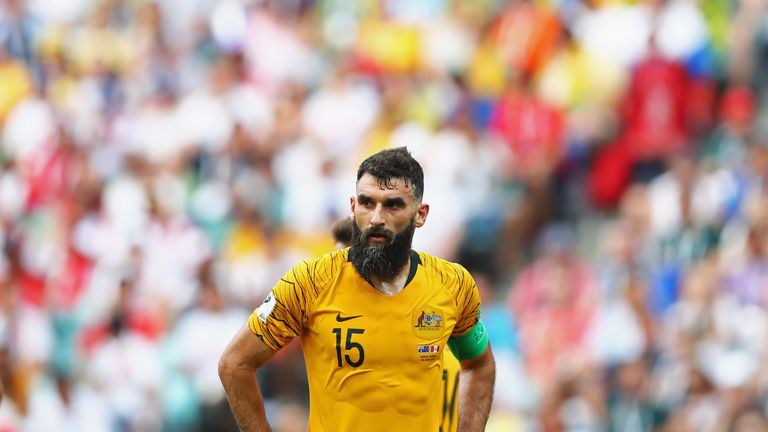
[349,218,415,282]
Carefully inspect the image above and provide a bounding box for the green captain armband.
[447,320,489,361]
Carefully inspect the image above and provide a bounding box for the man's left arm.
[457,342,495,431]
[449,265,496,431]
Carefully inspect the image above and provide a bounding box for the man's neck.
[368,257,411,296]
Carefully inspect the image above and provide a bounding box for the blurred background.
[1,0,768,430]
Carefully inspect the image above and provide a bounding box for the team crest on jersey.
[256,292,276,323]
[412,307,444,339]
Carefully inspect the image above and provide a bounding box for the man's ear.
[349,195,355,214]
[414,203,429,228]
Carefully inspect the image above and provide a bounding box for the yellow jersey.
[248,248,481,432]
[440,350,461,432]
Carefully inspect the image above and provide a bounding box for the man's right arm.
[219,324,278,432]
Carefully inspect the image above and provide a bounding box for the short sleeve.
[247,261,316,351]
[451,265,481,337]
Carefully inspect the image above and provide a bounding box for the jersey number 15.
[332,328,365,367]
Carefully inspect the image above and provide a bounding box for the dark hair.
[330,217,353,246]
[356,147,424,200]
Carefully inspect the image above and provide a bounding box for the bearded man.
[219,147,495,432]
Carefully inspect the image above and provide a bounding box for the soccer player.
[219,147,495,431]
[330,215,462,432]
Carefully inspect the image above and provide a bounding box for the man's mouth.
[366,231,391,243]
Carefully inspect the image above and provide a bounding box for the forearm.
[220,364,272,432]
[458,351,496,432]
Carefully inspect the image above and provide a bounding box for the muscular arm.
[218,324,278,432]
[457,345,495,432]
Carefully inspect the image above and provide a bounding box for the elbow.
[218,347,238,385]
[219,344,263,387]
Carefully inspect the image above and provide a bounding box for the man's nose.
[370,204,385,226]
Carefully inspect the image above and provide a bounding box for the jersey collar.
[405,249,421,287]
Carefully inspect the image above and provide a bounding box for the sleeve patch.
[256,292,277,323]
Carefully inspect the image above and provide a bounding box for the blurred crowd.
[1,0,768,431]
